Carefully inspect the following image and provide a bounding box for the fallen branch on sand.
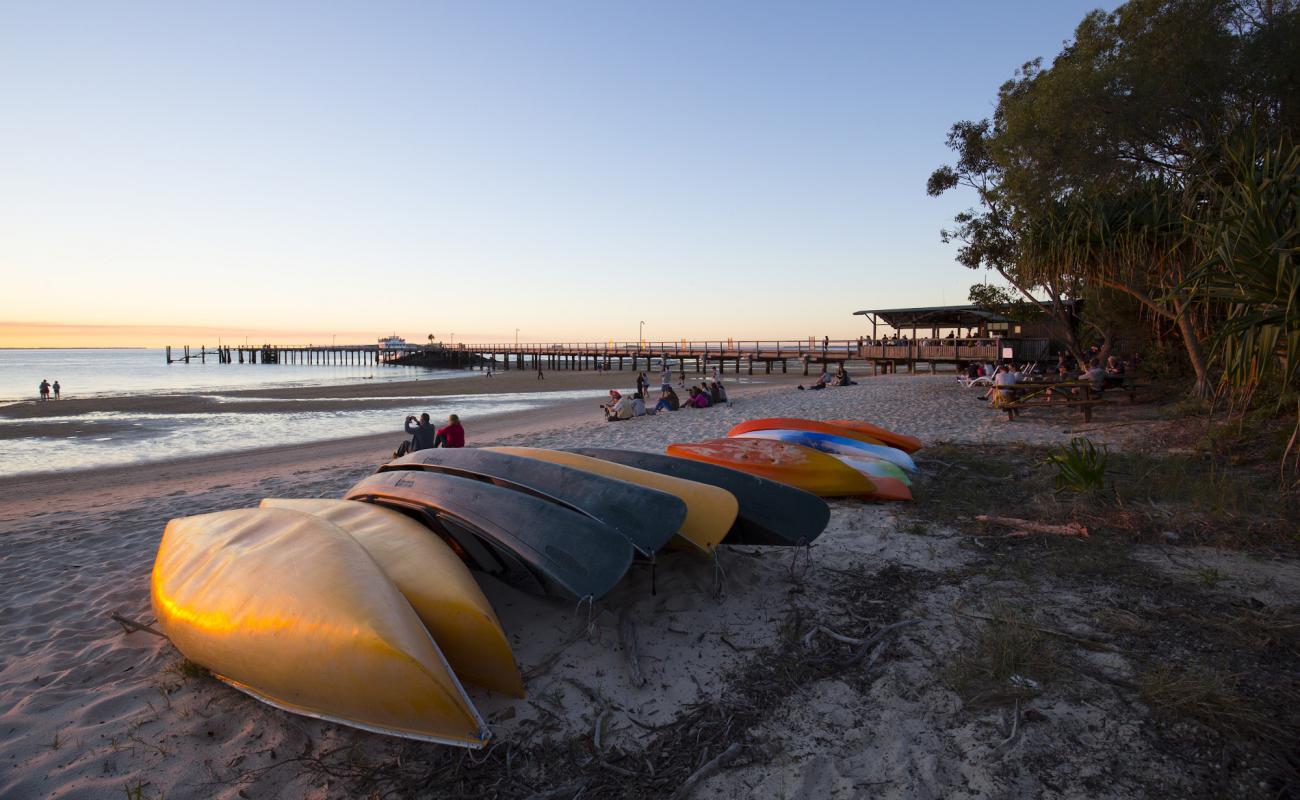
[952,604,1117,652]
[840,619,920,667]
[111,613,166,638]
[668,742,743,800]
[619,609,647,688]
[975,515,1089,539]
[804,625,868,649]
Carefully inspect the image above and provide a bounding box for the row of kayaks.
[149,417,922,748]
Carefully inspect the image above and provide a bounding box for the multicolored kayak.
[665,438,876,497]
[728,431,920,476]
[260,499,523,697]
[731,428,918,475]
[830,456,912,501]
[151,507,489,746]
[727,417,923,457]
[825,419,924,454]
[484,446,738,552]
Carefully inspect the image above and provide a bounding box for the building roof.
[852,305,1012,328]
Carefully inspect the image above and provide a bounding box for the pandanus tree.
[1188,129,1300,477]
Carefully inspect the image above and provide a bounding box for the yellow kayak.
[485,446,738,552]
[151,507,490,746]
[259,498,523,698]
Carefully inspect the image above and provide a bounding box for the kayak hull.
[259,499,523,697]
[484,446,738,552]
[569,447,830,546]
[344,470,634,600]
[732,429,917,475]
[381,448,685,557]
[665,438,876,498]
[151,507,489,746]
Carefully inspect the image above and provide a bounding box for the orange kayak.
[666,439,876,497]
[825,419,923,454]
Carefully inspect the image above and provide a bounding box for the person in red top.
[433,414,465,448]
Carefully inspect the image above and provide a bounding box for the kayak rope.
[572,595,597,640]
[712,550,728,599]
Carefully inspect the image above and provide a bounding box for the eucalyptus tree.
[930,0,1298,396]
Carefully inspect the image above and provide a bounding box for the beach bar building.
[851,303,1077,372]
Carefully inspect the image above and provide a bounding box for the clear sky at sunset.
[1,1,1116,346]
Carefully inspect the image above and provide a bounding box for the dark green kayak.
[382,448,685,556]
[344,471,633,600]
[569,448,829,546]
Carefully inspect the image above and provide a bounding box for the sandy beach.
[1,374,1296,799]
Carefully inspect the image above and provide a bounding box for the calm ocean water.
[0,349,608,477]
[0,348,436,401]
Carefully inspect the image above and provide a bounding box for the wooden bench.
[1004,397,1109,422]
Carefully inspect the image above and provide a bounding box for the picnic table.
[994,380,1109,422]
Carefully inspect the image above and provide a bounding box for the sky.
[0,1,1117,347]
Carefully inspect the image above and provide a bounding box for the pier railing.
[166,338,1049,374]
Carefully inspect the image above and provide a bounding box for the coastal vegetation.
[929,0,1299,478]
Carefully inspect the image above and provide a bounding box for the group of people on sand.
[601,378,728,422]
[400,412,465,453]
[38,379,61,400]
[798,365,855,391]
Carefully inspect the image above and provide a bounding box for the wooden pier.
[166,338,1050,374]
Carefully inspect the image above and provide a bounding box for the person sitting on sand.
[404,413,437,451]
[691,387,712,408]
[52,380,61,399]
[600,389,622,417]
[654,386,680,413]
[833,366,854,386]
[631,392,648,417]
[604,393,635,421]
[433,414,465,448]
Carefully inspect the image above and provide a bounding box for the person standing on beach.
[636,371,648,397]
[404,413,437,451]
[52,380,61,399]
[38,380,49,401]
[537,363,544,380]
[661,364,672,390]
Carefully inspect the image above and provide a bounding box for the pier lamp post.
[515,328,519,347]
[639,320,645,348]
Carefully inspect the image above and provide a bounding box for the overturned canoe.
[381,448,685,557]
[825,419,924,454]
[484,446,738,552]
[666,438,877,498]
[568,447,829,546]
[730,428,917,477]
[731,428,917,473]
[151,507,489,746]
[344,470,634,600]
[260,499,523,697]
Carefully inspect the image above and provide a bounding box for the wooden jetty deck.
[166,338,1049,374]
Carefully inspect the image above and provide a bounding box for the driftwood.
[668,742,743,800]
[111,613,166,638]
[618,609,647,688]
[840,619,920,667]
[975,515,1089,539]
[953,605,1117,652]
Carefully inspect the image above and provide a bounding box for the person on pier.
[404,413,437,451]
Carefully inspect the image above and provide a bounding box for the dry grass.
[944,601,1059,707]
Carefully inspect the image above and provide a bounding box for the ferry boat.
[377,335,413,351]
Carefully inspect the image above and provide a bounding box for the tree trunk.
[1173,298,1213,399]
